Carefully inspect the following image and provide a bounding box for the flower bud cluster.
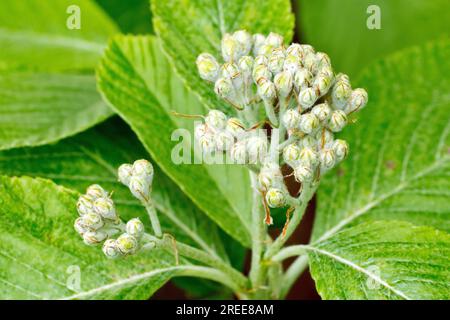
[102,218,145,259]
[118,159,154,202]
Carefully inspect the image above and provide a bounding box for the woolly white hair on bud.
[332,75,352,109]
[86,184,107,200]
[226,117,245,137]
[77,194,94,216]
[346,88,368,114]
[258,162,283,190]
[299,113,319,134]
[128,175,151,202]
[294,165,314,183]
[328,110,348,132]
[215,130,235,151]
[205,110,227,130]
[283,143,302,164]
[299,147,319,167]
[257,44,274,57]
[274,71,293,97]
[102,239,121,259]
[230,141,248,164]
[286,43,303,57]
[74,217,88,236]
[214,77,234,99]
[332,139,349,162]
[221,62,240,80]
[313,74,332,97]
[303,53,318,73]
[252,64,272,83]
[312,103,332,122]
[93,197,117,221]
[265,32,284,48]
[233,30,252,56]
[315,52,331,69]
[132,159,154,179]
[194,123,208,140]
[294,68,313,90]
[282,109,301,129]
[252,34,266,56]
[196,53,220,81]
[257,78,277,101]
[266,188,286,208]
[198,133,215,154]
[319,149,336,170]
[247,136,268,164]
[237,56,254,82]
[83,230,107,246]
[126,218,145,238]
[298,87,317,109]
[116,233,139,255]
[299,135,317,149]
[81,211,104,231]
[118,163,133,186]
[268,48,285,74]
[300,44,315,55]
[254,55,268,66]
[315,129,335,148]
[221,33,239,62]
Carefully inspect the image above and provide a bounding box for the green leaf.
[297,0,450,78]
[152,0,294,111]
[312,40,450,243]
[0,0,118,71]
[0,175,189,299]
[308,220,450,299]
[0,118,229,261]
[97,35,252,246]
[0,72,113,150]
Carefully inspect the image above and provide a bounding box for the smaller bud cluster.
[118,159,154,202]
[102,218,145,259]
[258,162,290,209]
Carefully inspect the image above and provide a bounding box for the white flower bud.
[252,64,271,82]
[319,149,336,170]
[230,141,248,164]
[311,102,332,122]
[299,135,317,149]
[93,197,117,220]
[328,110,348,132]
[86,184,107,200]
[265,32,284,48]
[299,113,319,134]
[254,55,268,66]
[252,34,266,56]
[313,74,332,96]
[315,129,334,148]
[215,130,235,151]
[257,78,277,101]
[198,133,216,154]
[83,230,107,246]
[126,218,144,238]
[205,110,227,130]
[332,76,352,109]
[283,54,302,74]
[132,159,153,177]
[81,211,104,231]
[283,143,302,164]
[346,88,368,114]
[257,44,274,57]
[300,44,315,55]
[237,56,254,82]
[77,194,94,216]
[214,77,234,99]
[268,48,285,74]
[233,30,252,56]
[303,53,318,72]
[196,53,220,81]
[118,163,133,186]
[293,165,314,183]
[282,109,301,129]
[332,139,349,162]
[286,43,303,57]
[274,71,293,97]
[116,233,138,255]
[221,33,239,62]
[247,136,268,164]
[318,64,334,79]
[299,147,319,167]
[315,52,331,69]
[74,217,88,236]
[102,239,121,259]
[266,188,286,208]
[128,175,151,202]
[194,123,208,139]
[258,162,283,190]
[221,62,240,79]
[226,117,245,137]
[294,69,313,90]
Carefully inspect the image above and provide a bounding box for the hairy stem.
[144,199,162,238]
[279,255,309,298]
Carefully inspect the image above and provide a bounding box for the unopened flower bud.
[293,165,314,183]
[258,163,283,190]
[214,77,234,99]
[315,129,334,148]
[116,233,138,255]
[266,188,286,208]
[294,68,313,90]
[328,110,348,132]
[233,30,252,56]
[298,87,318,109]
[283,143,302,164]
[311,103,332,122]
[226,117,245,137]
[303,53,318,72]
[238,56,254,82]
[332,76,352,109]
[252,64,271,82]
[265,32,284,48]
[86,184,107,200]
[81,211,104,231]
[205,110,227,130]
[286,43,303,57]
[254,55,268,66]
[132,159,153,177]
[315,52,331,69]
[215,130,234,151]
[194,123,208,139]
[129,175,151,202]
[93,197,117,220]
[83,230,107,246]
[196,53,220,81]
[258,44,274,57]
[198,133,215,153]
[320,149,336,170]
[257,78,276,101]
[118,163,133,186]
[299,135,317,149]
[282,109,301,129]
[231,141,248,164]
[274,71,293,97]
[268,48,285,73]
[221,33,239,62]
[126,218,144,238]
[77,194,94,216]
[332,139,349,162]
[74,217,88,236]
[221,62,240,80]
[252,34,266,56]
[299,113,319,134]
[299,147,319,167]
[346,88,368,114]
[283,54,301,74]
[102,239,121,259]
[300,44,315,55]
[313,74,332,96]
[247,136,268,164]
